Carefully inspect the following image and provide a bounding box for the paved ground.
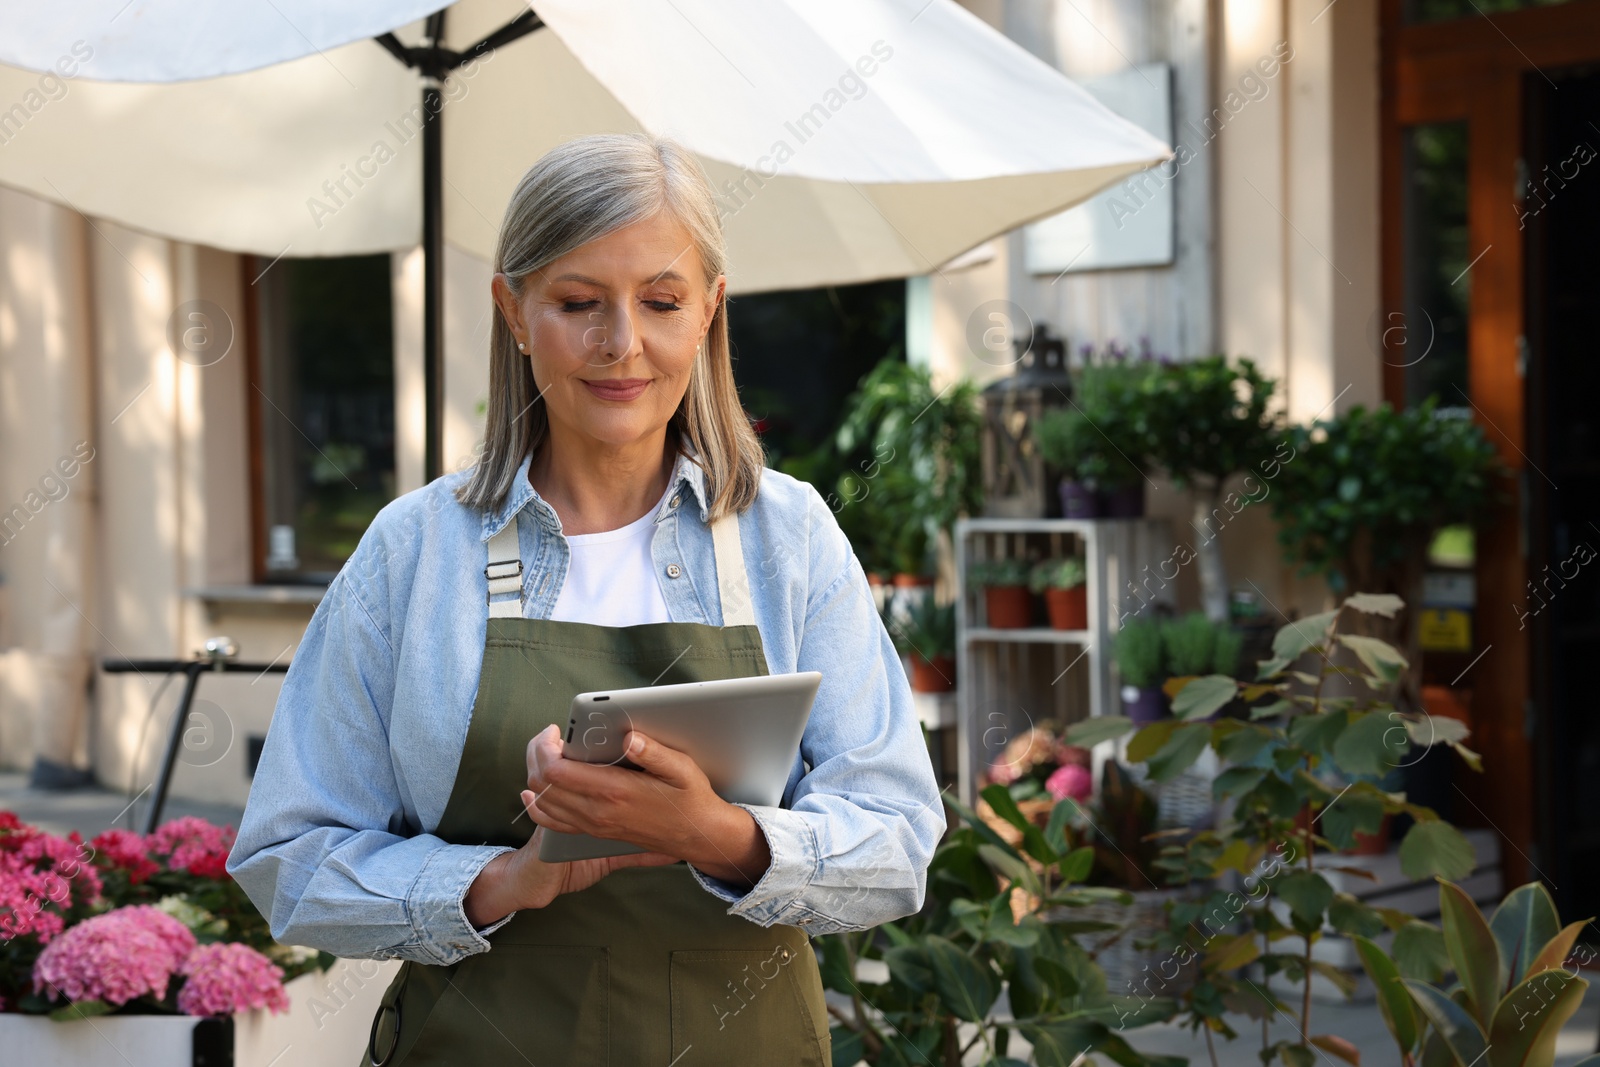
[6,774,1599,1065]
[0,771,245,837]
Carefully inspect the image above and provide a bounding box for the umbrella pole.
[374,10,546,484]
[423,77,444,483]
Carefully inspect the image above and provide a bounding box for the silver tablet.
[536,671,822,862]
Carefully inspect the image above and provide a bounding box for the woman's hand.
[463,824,677,927]
[522,723,772,888]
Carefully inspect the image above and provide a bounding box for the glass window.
[1401,121,1471,410]
[249,255,396,582]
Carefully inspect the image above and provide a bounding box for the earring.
[518,341,527,352]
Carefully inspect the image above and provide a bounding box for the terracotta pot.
[1058,479,1102,518]
[910,654,956,692]
[1121,684,1169,724]
[892,572,935,589]
[1349,813,1393,856]
[1100,484,1145,518]
[866,572,887,587]
[1044,585,1088,630]
[984,585,1033,628]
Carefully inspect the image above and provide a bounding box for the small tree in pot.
[886,596,957,693]
[1033,358,1153,519]
[1115,616,1168,723]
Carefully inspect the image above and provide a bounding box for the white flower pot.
[0,957,400,1067]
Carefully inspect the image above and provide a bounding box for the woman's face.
[492,211,724,452]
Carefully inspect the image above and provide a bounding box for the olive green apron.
[364,501,830,1066]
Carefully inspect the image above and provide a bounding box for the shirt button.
[665,564,682,579]
[669,494,681,509]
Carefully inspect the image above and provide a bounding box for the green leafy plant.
[1354,879,1592,1067]
[1032,358,1156,492]
[1029,558,1087,593]
[968,558,1032,588]
[1268,399,1502,706]
[1114,617,1166,688]
[821,784,1184,1067]
[1066,593,1485,1065]
[889,596,956,662]
[834,358,985,576]
[1159,613,1244,681]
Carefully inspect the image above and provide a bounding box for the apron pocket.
[402,946,609,1067]
[669,947,826,1067]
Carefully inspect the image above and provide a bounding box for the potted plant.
[1136,356,1280,620]
[1158,612,1244,722]
[819,787,1182,1067]
[1268,398,1502,712]
[889,596,956,693]
[0,813,388,1064]
[967,558,1033,629]
[1067,593,1485,1065]
[1032,353,1153,519]
[1030,557,1088,630]
[1114,615,1168,723]
[833,358,985,582]
[1032,406,1104,518]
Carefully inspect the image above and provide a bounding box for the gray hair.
[455,133,764,520]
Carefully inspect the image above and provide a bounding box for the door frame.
[1380,0,1600,888]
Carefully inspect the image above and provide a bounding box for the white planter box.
[0,957,400,1067]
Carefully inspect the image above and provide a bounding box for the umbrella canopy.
[0,0,1167,293]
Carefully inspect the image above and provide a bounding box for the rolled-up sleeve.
[226,560,513,965]
[689,484,947,932]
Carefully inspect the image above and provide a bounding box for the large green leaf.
[1213,766,1267,801]
[1276,870,1335,929]
[1287,708,1349,757]
[1065,715,1135,747]
[1172,674,1238,721]
[1404,981,1489,1067]
[883,944,934,992]
[1146,722,1212,782]
[1487,882,1560,989]
[1336,633,1408,685]
[924,934,1000,1022]
[1319,788,1385,851]
[1271,609,1340,664]
[1215,722,1275,763]
[1439,880,1503,1030]
[829,1025,865,1067]
[1332,709,1409,777]
[1057,845,1095,884]
[978,843,1043,898]
[1127,719,1180,763]
[1328,893,1386,939]
[1354,935,1419,1055]
[1525,919,1587,978]
[1398,820,1476,882]
[1344,592,1404,617]
[1392,921,1450,983]
[1487,969,1588,1067]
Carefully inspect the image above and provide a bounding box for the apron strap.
[483,503,756,627]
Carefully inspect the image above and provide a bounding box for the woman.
[227,133,945,1067]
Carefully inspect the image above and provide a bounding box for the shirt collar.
[479,441,711,542]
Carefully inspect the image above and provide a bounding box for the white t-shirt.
[548,484,674,626]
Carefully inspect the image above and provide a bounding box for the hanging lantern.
[980,323,1072,518]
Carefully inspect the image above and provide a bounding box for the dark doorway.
[1524,63,1600,930]
[726,280,906,470]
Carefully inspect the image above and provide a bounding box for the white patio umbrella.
[0,0,1169,479]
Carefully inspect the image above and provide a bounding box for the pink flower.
[146,818,235,879]
[32,905,197,1006]
[89,829,159,885]
[177,943,289,1017]
[0,819,101,943]
[1045,764,1093,803]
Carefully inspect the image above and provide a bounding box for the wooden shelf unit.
[953,517,1175,804]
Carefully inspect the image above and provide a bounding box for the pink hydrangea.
[0,818,101,944]
[32,905,197,1006]
[146,818,235,879]
[1045,763,1093,803]
[176,943,289,1017]
[89,829,159,885]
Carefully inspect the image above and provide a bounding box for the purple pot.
[1059,480,1103,519]
[1121,685,1170,725]
[1100,484,1145,518]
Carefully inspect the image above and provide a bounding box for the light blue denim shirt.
[227,450,946,966]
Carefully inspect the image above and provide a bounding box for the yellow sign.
[1419,608,1472,652]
